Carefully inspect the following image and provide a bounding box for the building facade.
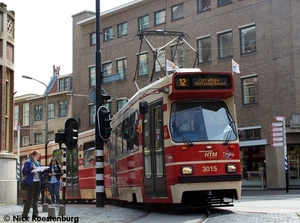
[71,0,300,189]
[0,3,14,153]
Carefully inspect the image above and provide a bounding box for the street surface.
[0,189,299,222]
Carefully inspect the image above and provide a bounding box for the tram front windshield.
[170,100,237,142]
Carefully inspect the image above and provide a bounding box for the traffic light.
[65,118,78,149]
[97,106,112,141]
[101,94,111,105]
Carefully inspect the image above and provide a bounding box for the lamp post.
[22,75,49,148]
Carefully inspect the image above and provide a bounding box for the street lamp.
[22,75,48,144]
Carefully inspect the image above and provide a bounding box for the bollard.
[42,203,48,212]
[48,207,56,217]
[58,205,66,216]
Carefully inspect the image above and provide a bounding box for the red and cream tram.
[104,68,242,207]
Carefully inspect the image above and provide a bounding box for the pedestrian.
[21,150,47,218]
[47,158,63,207]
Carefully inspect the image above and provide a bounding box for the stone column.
[0,153,17,204]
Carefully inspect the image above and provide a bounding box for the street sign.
[271,122,283,127]
[271,137,284,142]
[275,116,285,121]
[271,142,284,147]
[271,127,283,132]
[272,132,283,137]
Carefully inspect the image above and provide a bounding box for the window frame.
[197,36,211,63]
[154,9,166,26]
[218,31,233,59]
[102,62,112,76]
[89,104,96,125]
[117,22,128,37]
[34,105,43,122]
[89,66,95,87]
[218,0,232,7]
[58,101,68,118]
[90,32,96,46]
[198,0,211,12]
[48,103,54,119]
[116,58,127,80]
[171,3,184,21]
[240,25,256,55]
[241,75,258,105]
[155,50,166,72]
[103,27,113,42]
[23,103,29,126]
[138,15,149,31]
[138,52,148,76]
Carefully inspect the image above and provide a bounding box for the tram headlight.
[181,166,193,175]
[226,164,237,173]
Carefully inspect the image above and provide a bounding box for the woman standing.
[47,158,63,207]
[22,150,45,218]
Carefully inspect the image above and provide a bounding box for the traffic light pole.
[95,0,105,207]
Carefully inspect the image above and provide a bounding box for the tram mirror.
[139,101,148,114]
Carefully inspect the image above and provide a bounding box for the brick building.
[71,0,300,189]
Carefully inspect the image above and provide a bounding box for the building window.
[102,62,112,76]
[58,77,71,91]
[117,58,127,80]
[242,76,258,104]
[138,15,149,31]
[103,27,113,41]
[118,22,127,37]
[218,31,233,59]
[34,133,42,144]
[218,0,232,7]
[34,105,43,121]
[104,101,112,112]
[23,103,29,126]
[240,25,256,54]
[155,50,165,72]
[117,99,127,111]
[154,10,166,26]
[89,104,96,125]
[48,132,54,142]
[138,53,148,76]
[23,136,30,146]
[90,32,96,45]
[198,36,211,63]
[48,103,54,119]
[198,0,211,12]
[171,45,185,68]
[58,101,68,118]
[172,4,184,21]
[14,105,19,126]
[89,66,95,87]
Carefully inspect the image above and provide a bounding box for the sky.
[4,0,132,96]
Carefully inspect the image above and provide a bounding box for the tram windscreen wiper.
[223,110,237,145]
[172,123,193,146]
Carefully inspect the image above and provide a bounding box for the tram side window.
[116,123,123,158]
[83,147,96,167]
[122,112,139,154]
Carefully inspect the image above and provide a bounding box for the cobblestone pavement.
[203,211,300,223]
[0,203,147,223]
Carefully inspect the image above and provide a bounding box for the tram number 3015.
[202,166,217,172]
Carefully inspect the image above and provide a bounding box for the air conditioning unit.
[290,114,300,128]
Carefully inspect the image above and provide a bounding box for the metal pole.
[283,117,289,193]
[62,145,67,205]
[95,0,105,207]
[17,124,20,200]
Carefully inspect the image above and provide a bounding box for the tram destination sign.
[174,74,232,90]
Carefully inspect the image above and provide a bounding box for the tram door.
[143,100,168,197]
